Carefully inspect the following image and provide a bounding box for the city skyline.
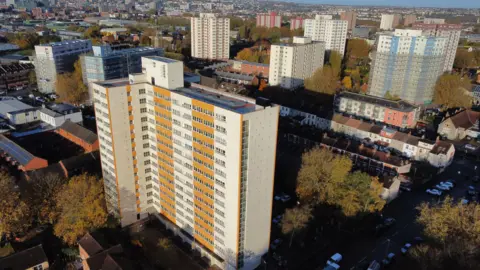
[286,0,480,8]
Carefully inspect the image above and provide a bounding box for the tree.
[342,76,352,89]
[157,238,172,251]
[454,49,477,76]
[384,91,401,101]
[345,39,371,69]
[281,205,312,247]
[329,51,343,76]
[304,66,339,95]
[56,59,88,105]
[84,25,102,39]
[433,73,472,108]
[54,174,108,245]
[296,147,352,204]
[27,173,65,225]
[28,70,37,87]
[0,172,32,236]
[414,197,480,269]
[408,244,443,270]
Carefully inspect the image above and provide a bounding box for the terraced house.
[92,56,279,270]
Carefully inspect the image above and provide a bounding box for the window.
[143,143,149,149]
[142,126,148,131]
[144,160,150,165]
[140,108,147,113]
[144,152,150,157]
[139,89,146,94]
[140,98,146,104]
[141,117,147,122]
[142,134,149,140]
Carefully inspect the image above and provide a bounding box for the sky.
[287,0,479,8]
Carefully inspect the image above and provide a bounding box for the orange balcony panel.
[129,114,134,121]
[127,96,132,102]
[133,159,137,165]
[133,168,138,173]
[137,207,141,212]
[131,142,136,148]
[136,192,140,197]
[130,133,135,139]
[130,125,135,131]
[132,151,136,156]
[128,106,133,111]
[135,184,140,189]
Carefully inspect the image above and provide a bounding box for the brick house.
[56,120,99,152]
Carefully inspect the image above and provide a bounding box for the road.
[340,157,478,269]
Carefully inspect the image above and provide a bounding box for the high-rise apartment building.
[191,13,230,60]
[269,37,325,89]
[290,17,304,30]
[368,30,447,104]
[81,44,164,100]
[34,39,92,93]
[256,12,281,28]
[413,23,461,72]
[340,11,357,30]
[304,15,348,56]
[380,14,401,30]
[92,56,279,270]
[424,18,445,24]
[403,14,417,26]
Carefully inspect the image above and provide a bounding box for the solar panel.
[0,135,34,165]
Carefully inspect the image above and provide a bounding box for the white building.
[34,39,92,93]
[368,29,447,104]
[424,18,445,24]
[380,14,401,30]
[413,23,462,71]
[304,15,348,56]
[38,103,83,127]
[0,97,38,126]
[191,13,230,60]
[269,37,325,89]
[92,56,279,270]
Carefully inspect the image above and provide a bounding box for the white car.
[272,214,283,225]
[16,96,22,100]
[327,253,342,266]
[440,182,454,188]
[426,189,442,196]
[435,184,450,191]
[401,243,412,254]
[281,194,291,202]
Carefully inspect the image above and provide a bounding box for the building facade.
[0,62,34,92]
[34,39,92,93]
[290,17,304,30]
[424,18,445,24]
[92,56,279,270]
[368,29,447,104]
[269,37,325,89]
[412,23,461,71]
[335,91,420,128]
[340,11,357,30]
[403,14,417,26]
[191,13,230,60]
[256,12,281,28]
[304,15,348,56]
[380,14,401,30]
[82,45,164,100]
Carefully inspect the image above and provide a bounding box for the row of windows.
[193,156,214,170]
[194,175,214,190]
[194,185,214,201]
[193,137,214,150]
[193,115,214,128]
[194,166,214,181]
[193,147,214,160]
[193,126,214,139]
[195,219,214,237]
[192,105,214,116]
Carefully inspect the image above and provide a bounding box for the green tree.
[433,73,472,108]
[329,51,343,76]
[454,48,477,76]
[56,59,88,105]
[281,205,312,247]
[414,197,480,269]
[27,173,65,225]
[304,66,339,95]
[54,174,108,245]
[345,39,371,69]
[340,172,385,216]
[84,25,102,39]
[28,70,37,87]
[296,147,352,204]
[384,91,401,101]
[0,172,32,236]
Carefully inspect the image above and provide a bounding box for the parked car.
[435,184,451,191]
[270,238,283,250]
[327,253,343,266]
[440,181,454,188]
[413,237,424,244]
[367,260,381,270]
[16,96,23,100]
[281,194,291,202]
[401,243,412,254]
[467,186,478,196]
[426,189,442,196]
[382,253,395,265]
[272,214,283,225]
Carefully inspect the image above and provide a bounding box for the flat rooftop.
[0,98,33,117]
[338,92,418,112]
[174,87,257,114]
[144,56,179,63]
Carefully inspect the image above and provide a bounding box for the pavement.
[340,157,479,270]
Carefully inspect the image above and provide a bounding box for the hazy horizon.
[281,0,479,9]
